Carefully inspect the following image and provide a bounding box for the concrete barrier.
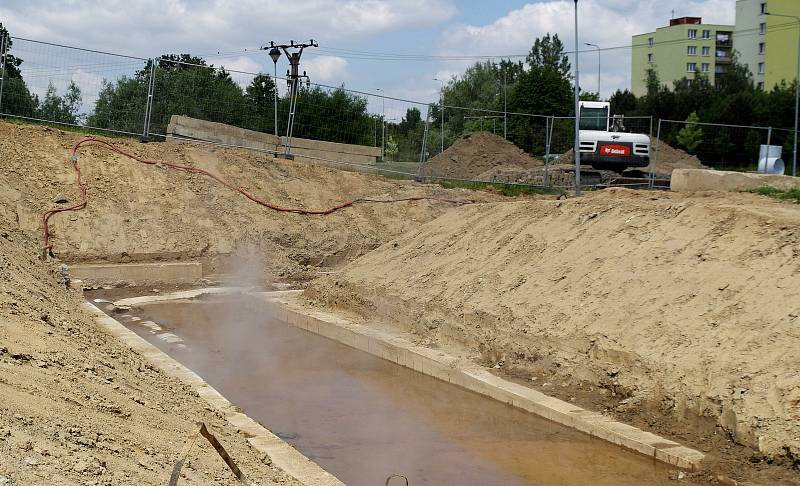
[671,168,800,192]
[167,116,279,152]
[167,115,379,165]
[69,262,202,285]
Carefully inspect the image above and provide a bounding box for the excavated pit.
[87,290,699,486]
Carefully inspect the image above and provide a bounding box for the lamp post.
[766,12,799,177]
[573,0,581,194]
[585,42,600,98]
[433,77,445,154]
[377,88,385,162]
[268,47,281,137]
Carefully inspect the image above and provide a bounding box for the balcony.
[716,32,732,47]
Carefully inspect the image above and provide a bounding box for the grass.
[436,179,563,197]
[748,186,800,204]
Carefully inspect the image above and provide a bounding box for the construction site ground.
[1,119,799,485]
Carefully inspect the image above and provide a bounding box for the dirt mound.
[423,131,542,179]
[0,121,494,282]
[306,188,800,482]
[0,228,299,485]
[650,139,708,173]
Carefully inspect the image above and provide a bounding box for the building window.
[759,42,765,54]
[647,53,653,63]
[648,37,654,47]
[757,81,765,90]
[688,46,697,55]
[701,63,710,73]
[702,46,710,56]
[716,49,728,58]
[760,22,766,34]
[687,63,697,73]
[758,62,765,74]
[761,2,767,14]
[702,30,711,39]
[716,65,725,74]
[688,29,697,39]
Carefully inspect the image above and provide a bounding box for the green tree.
[37,81,82,124]
[676,111,703,153]
[526,33,571,78]
[0,23,38,117]
[243,73,277,133]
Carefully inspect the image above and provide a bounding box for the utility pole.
[377,88,385,162]
[261,40,318,158]
[573,0,582,194]
[503,68,508,139]
[585,42,600,98]
[433,77,444,154]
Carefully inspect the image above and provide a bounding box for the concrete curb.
[82,301,345,486]
[260,292,706,471]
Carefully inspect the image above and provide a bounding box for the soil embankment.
[423,131,543,179]
[307,188,800,483]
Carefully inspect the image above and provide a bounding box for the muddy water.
[98,293,696,486]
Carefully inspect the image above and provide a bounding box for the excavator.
[578,101,650,172]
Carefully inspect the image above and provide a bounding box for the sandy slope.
[306,188,800,474]
[0,121,492,282]
[0,228,301,485]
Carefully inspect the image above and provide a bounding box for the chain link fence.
[2,34,796,192]
[653,119,796,177]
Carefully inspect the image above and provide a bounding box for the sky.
[0,0,737,114]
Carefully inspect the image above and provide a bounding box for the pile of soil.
[306,188,800,484]
[649,139,709,174]
[423,131,542,179]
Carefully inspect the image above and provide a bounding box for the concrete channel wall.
[167,115,380,165]
[261,292,706,471]
[70,262,203,286]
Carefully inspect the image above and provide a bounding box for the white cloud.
[302,56,349,83]
[437,0,736,98]
[0,0,458,58]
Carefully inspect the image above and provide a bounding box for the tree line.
[2,20,796,166]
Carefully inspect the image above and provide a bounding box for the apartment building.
[631,17,735,96]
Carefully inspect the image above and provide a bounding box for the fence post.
[649,116,653,137]
[544,116,553,188]
[141,59,156,141]
[416,105,431,181]
[649,119,662,189]
[0,33,7,114]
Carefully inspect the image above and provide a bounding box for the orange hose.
[40,137,470,254]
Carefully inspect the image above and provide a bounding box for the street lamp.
[268,46,281,137]
[766,11,799,177]
[573,0,581,194]
[585,42,600,98]
[433,77,445,154]
[377,88,385,162]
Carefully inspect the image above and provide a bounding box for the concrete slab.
[671,168,800,192]
[70,262,202,286]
